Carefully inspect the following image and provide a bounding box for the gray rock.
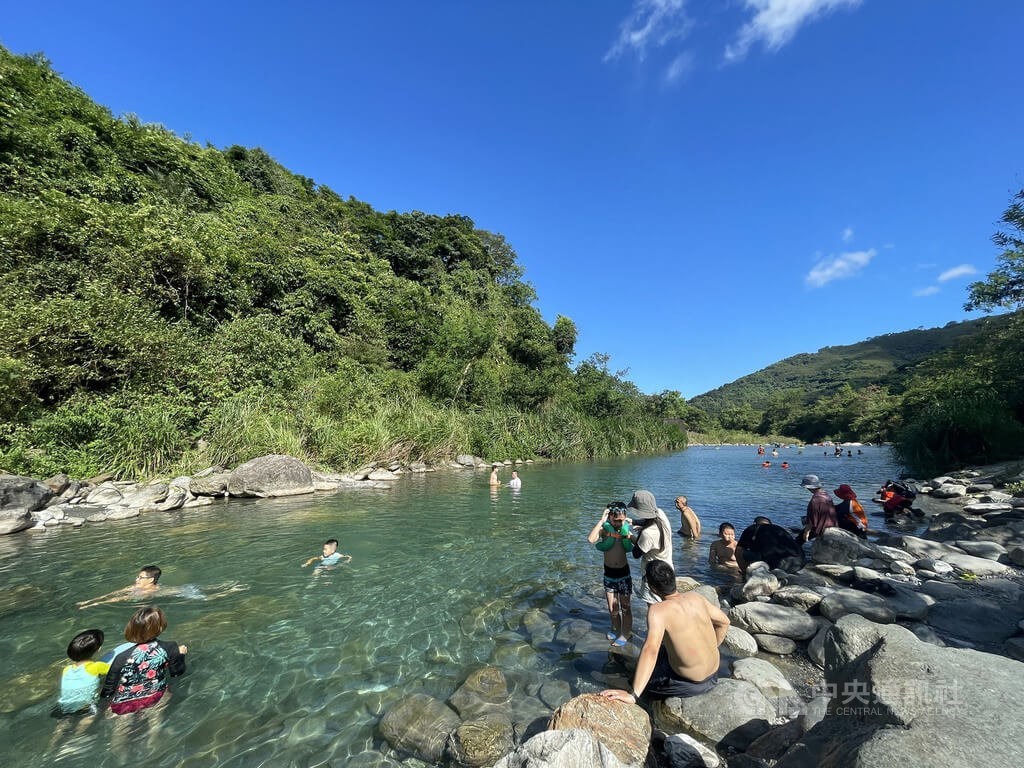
[731,658,800,716]
[806,564,854,582]
[852,566,882,582]
[449,667,510,720]
[953,540,1008,560]
[105,508,140,521]
[42,473,70,495]
[1010,547,1024,567]
[752,633,797,656]
[0,475,54,512]
[880,583,935,621]
[493,729,628,768]
[811,528,877,566]
[378,693,460,764]
[872,545,918,565]
[778,614,1024,768]
[907,623,946,647]
[722,626,758,658]
[227,454,315,498]
[808,620,833,668]
[940,552,1010,576]
[652,678,775,750]
[819,589,896,623]
[745,718,804,761]
[189,472,231,496]
[728,603,818,641]
[1005,638,1024,662]
[661,733,721,767]
[771,585,826,611]
[85,482,123,506]
[931,483,968,498]
[892,535,965,559]
[537,680,571,710]
[368,469,399,481]
[927,598,1024,645]
[0,508,33,535]
[742,566,781,600]
[157,486,187,512]
[913,557,955,575]
[118,483,169,509]
[920,580,966,601]
[964,502,1014,515]
[888,559,917,576]
[450,715,515,768]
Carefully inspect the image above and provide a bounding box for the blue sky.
[3,1,1022,397]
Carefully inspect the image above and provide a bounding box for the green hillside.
[0,48,684,478]
[690,314,1012,415]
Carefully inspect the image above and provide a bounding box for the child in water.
[56,629,110,716]
[587,502,634,647]
[708,523,739,569]
[302,538,352,567]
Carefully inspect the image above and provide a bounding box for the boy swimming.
[302,539,352,567]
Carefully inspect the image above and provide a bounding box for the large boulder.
[818,589,896,624]
[652,678,775,750]
[493,729,629,768]
[189,472,231,496]
[925,598,1024,646]
[0,508,33,535]
[731,658,801,717]
[939,552,1010,576]
[811,528,876,566]
[378,693,460,763]
[118,483,169,509]
[742,565,781,600]
[771,585,827,611]
[777,615,1024,768]
[547,694,651,766]
[728,603,818,641]
[226,455,315,498]
[449,667,510,719]
[723,626,759,658]
[0,475,53,512]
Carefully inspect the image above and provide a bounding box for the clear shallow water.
[0,445,900,767]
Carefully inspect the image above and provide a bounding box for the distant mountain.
[690,314,1013,415]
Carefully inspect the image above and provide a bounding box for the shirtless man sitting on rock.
[601,560,729,702]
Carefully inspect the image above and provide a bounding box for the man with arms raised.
[602,561,729,702]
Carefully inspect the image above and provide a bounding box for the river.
[0,444,901,766]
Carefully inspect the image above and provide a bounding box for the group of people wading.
[588,474,875,704]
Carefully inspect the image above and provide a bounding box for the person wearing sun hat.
[834,483,868,537]
[627,490,674,605]
[797,474,837,544]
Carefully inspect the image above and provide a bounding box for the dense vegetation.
[682,191,1024,476]
[0,48,684,478]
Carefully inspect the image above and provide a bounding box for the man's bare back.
[649,592,727,682]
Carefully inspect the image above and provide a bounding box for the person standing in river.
[628,490,674,604]
[674,495,701,539]
[588,502,634,647]
[798,474,837,543]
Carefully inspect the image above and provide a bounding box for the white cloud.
[937,264,977,282]
[914,286,940,297]
[725,0,862,62]
[841,226,854,242]
[664,51,695,84]
[605,0,692,62]
[805,248,876,288]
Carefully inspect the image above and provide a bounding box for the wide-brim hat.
[834,483,857,500]
[627,490,659,519]
[800,474,822,490]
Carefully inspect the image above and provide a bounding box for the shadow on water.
[0,445,902,766]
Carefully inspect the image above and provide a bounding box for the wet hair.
[140,565,161,584]
[645,561,678,597]
[124,605,168,643]
[753,516,771,525]
[719,522,735,535]
[324,539,339,549]
[67,629,104,662]
[675,496,688,505]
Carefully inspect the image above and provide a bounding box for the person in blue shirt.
[302,539,351,568]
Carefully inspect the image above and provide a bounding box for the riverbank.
[486,459,1024,767]
[0,452,532,536]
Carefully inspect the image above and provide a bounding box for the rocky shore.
[367,462,1024,767]
[0,453,530,536]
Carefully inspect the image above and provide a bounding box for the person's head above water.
[67,628,104,662]
[124,605,168,643]
[753,516,771,526]
[719,522,735,539]
[322,539,339,556]
[645,560,678,598]
[137,565,161,585]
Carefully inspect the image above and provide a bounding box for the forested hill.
[0,47,684,478]
[690,314,1012,416]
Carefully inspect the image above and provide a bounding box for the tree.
[966,188,1024,311]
